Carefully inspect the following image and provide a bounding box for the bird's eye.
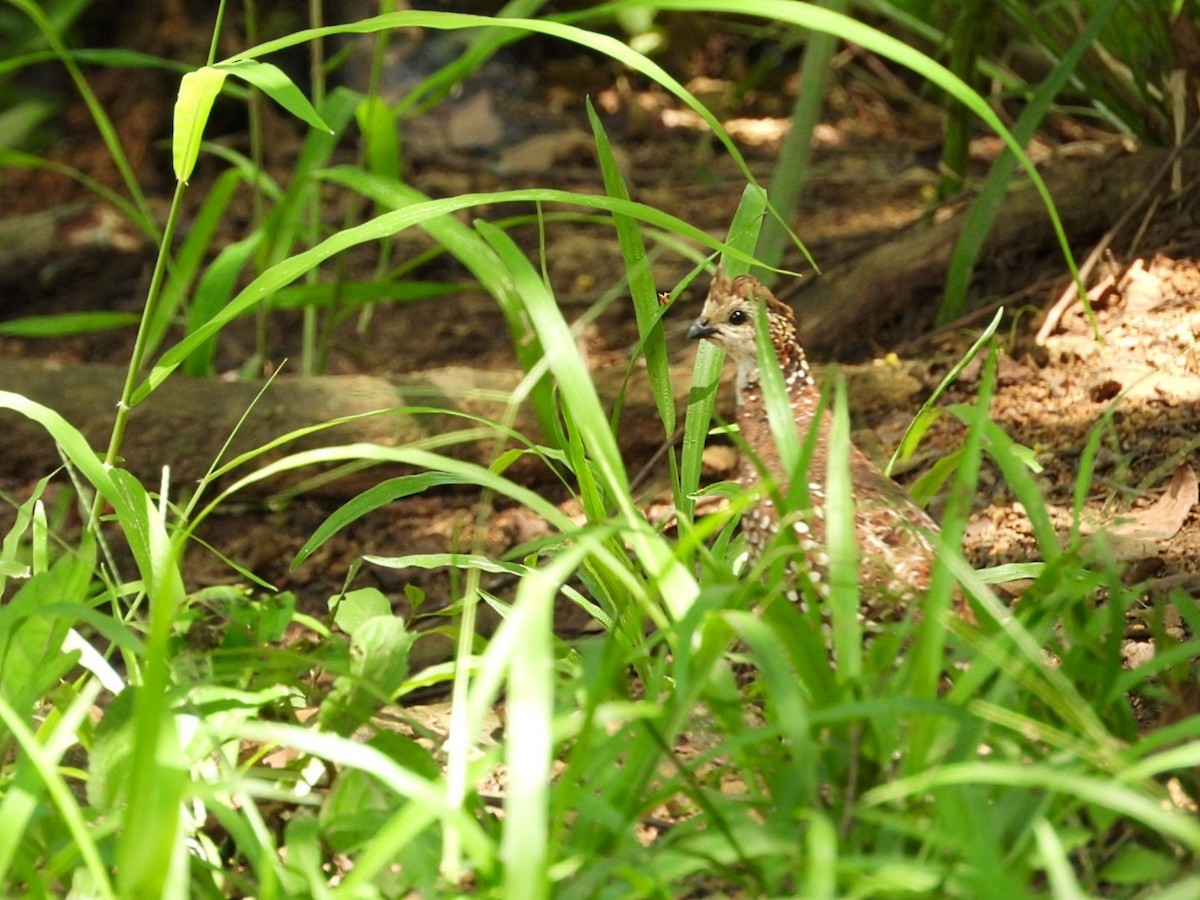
[728,309,748,325]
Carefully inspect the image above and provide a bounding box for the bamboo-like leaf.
[183,231,264,376]
[217,60,331,133]
[152,166,245,358]
[173,66,228,183]
[355,95,401,182]
[602,0,1079,289]
[678,185,767,522]
[825,376,861,679]
[293,473,473,567]
[136,182,753,406]
[218,10,758,188]
[587,99,675,434]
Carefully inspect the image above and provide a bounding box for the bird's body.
[688,270,939,624]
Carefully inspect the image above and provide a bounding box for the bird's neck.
[736,366,824,449]
[736,342,817,400]
[774,338,812,384]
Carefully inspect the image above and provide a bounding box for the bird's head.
[688,269,805,380]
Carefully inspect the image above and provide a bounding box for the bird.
[687,268,941,627]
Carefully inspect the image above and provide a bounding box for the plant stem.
[97,180,187,499]
[244,0,271,371]
[940,0,993,200]
[207,0,229,66]
[303,0,327,376]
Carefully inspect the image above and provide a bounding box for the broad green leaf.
[87,689,137,812]
[355,95,400,182]
[1097,843,1179,885]
[320,767,395,854]
[173,66,228,183]
[183,230,264,376]
[321,613,412,735]
[332,587,393,636]
[0,563,80,713]
[217,59,330,133]
[678,184,767,523]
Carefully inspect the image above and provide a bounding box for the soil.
[2,25,1199,684]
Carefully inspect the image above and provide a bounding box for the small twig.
[629,422,686,496]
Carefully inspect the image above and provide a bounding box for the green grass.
[1,2,1198,897]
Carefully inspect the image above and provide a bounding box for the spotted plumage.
[688,269,941,625]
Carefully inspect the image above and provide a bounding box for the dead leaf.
[1119,258,1162,310]
[1087,366,1200,404]
[1126,371,1200,403]
[1108,464,1197,540]
[1080,464,1198,561]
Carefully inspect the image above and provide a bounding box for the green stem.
[940,0,992,200]
[207,0,229,66]
[100,181,187,479]
[303,0,327,376]
[243,0,271,371]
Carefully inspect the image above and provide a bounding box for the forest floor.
[2,30,1198,691]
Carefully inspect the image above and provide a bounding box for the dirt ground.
[3,25,1199,674]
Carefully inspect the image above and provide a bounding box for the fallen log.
[0,353,926,497]
[794,146,1196,357]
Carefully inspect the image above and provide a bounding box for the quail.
[687,269,941,625]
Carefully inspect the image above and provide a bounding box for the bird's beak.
[687,318,716,340]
